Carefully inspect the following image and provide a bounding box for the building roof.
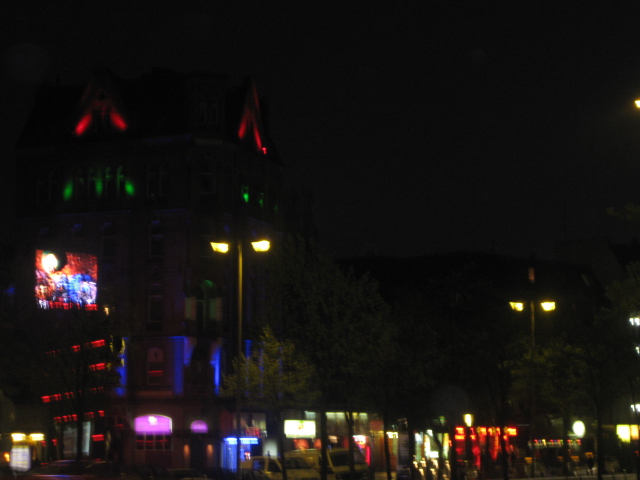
[17,68,280,164]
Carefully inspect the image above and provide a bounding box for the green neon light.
[242,186,249,203]
[63,180,74,201]
[125,179,135,196]
[95,177,103,197]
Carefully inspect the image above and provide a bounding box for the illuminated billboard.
[35,250,98,310]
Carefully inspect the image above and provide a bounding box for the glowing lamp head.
[509,302,524,312]
[540,301,556,312]
[635,99,640,109]
[210,242,230,253]
[251,240,270,252]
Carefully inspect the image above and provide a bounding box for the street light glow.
[540,301,555,311]
[251,240,270,252]
[635,99,640,108]
[509,302,524,311]
[210,242,229,253]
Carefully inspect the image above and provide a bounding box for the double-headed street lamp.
[509,300,556,350]
[211,239,270,479]
[509,299,555,477]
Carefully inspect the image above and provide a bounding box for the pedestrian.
[587,456,594,475]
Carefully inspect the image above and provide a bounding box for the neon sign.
[135,415,172,434]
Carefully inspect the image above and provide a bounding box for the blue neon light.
[224,437,259,445]
[171,337,185,395]
[114,337,128,397]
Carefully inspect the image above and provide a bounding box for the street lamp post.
[211,239,270,480]
[510,299,555,477]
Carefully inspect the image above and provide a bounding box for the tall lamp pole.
[509,299,555,477]
[212,239,270,480]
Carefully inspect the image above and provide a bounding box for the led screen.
[35,250,98,310]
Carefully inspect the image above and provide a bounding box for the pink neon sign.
[134,415,172,434]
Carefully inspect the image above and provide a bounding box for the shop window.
[134,415,172,450]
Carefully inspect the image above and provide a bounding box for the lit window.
[135,414,172,450]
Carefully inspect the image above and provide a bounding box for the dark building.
[12,68,284,469]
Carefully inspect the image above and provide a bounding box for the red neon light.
[42,396,50,403]
[75,114,92,136]
[111,112,127,131]
[90,339,106,348]
[98,410,105,417]
[238,117,247,139]
[253,128,263,151]
[90,363,106,371]
[92,434,104,442]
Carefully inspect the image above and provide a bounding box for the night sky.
[5,3,640,259]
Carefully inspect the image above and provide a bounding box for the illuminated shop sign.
[35,250,98,310]
[135,415,172,435]
[224,437,259,445]
[284,420,316,438]
[191,420,208,434]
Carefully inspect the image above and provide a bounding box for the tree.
[586,262,640,479]
[220,326,318,480]
[264,235,390,480]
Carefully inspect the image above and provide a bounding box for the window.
[147,347,165,385]
[149,222,164,258]
[199,155,216,195]
[147,163,167,199]
[101,223,116,261]
[134,415,172,450]
[147,285,164,331]
[70,223,85,239]
[36,171,55,205]
[198,95,219,126]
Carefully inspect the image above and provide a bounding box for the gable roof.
[237,79,267,154]
[72,69,129,136]
[17,68,279,161]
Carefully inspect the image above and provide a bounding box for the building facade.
[13,68,283,470]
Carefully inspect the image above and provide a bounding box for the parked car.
[241,456,320,480]
[286,448,369,480]
[285,451,335,480]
